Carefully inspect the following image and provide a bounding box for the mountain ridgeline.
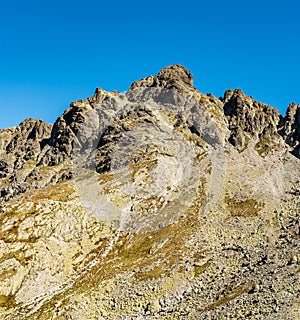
[1,65,300,202]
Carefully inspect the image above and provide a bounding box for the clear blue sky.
[0,0,299,128]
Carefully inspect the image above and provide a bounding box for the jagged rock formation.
[0,119,52,201]
[223,89,284,155]
[1,65,300,319]
[279,102,300,157]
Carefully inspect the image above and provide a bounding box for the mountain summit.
[1,65,300,319]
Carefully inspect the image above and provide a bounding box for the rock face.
[0,119,52,201]
[1,65,300,319]
[223,89,284,155]
[279,102,300,156]
[130,64,194,91]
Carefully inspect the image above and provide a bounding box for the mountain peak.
[157,64,194,86]
[130,64,194,90]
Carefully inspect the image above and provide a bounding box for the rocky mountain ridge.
[1,65,300,319]
[1,65,300,202]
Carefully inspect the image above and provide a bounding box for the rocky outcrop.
[39,87,110,166]
[1,65,300,319]
[0,119,52,200]
[279,102,300,156]
[130,64,194,90]
[223,89,300,158]
[1,118,52,163]
[0,89,113,201]
[223,89,284,155]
